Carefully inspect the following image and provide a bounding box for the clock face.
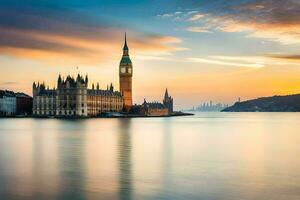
[121,67,126,73]
[128,68,132,74]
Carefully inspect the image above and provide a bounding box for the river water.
[0,112,300,200]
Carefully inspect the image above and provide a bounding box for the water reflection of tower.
[117,118,132,200]
[57,120,86,200]
[161,119,173,199]
[32,121,60,199]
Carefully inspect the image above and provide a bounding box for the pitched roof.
[143,101,166,109]
[15,92,32,98]
[0,90,15,98]
[120,56,132,65]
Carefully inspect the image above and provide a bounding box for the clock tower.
[119,33,133,112]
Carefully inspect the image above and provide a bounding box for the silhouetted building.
[15,92,33,115]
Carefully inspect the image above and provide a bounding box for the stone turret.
[110,83,114,92]
[163,88,173,114]
[85,75,88,86]
[57,74,62,87]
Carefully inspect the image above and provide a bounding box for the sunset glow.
[1,0,300,109]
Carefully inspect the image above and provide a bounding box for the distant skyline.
[1,0,300,109]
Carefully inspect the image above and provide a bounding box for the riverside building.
[0,90,32,116]
[138,89,174,117]
[32,34,134,117]
[0,90,16,116]
[32,75,123,117]
[32,34,174,117]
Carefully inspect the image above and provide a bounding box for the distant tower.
[32,82,37,97]
[110,83,114,92]
[163,88,173,114]
[119,33,133,112]
[57,74,62,88]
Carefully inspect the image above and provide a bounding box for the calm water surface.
[0,112,300,200]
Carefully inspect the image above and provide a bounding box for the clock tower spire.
[119,32,133,112]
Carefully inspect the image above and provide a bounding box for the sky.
[1,0,300,109]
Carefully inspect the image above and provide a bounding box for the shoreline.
[0,112,194,119]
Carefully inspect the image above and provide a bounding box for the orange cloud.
[0,28,184,65]
[216,18,300,44]
[187,55,300,68]
[187,57,264,68]
[185,0,300,44]
[269,54,300,61]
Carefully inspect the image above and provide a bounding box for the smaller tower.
[110,83,114,92]
[76,74,81,82]
[57,74,62,88]
[85,75,88,86]
[163,88,173,114]
[32,82,37,97]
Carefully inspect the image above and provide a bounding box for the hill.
[222,94,300,112]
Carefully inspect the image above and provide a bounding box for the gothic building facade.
[33,75,123,117]
[32,34,134,117]
[32,34,174,117]
[139,88,174,116]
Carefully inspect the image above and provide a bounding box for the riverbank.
[0,111,194,119]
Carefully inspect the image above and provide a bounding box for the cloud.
[186,26,211,33]
[157,11,188,21]
[187,11,198,15]
[188,14,206,21]
[187,57,264,68]
[0,7,185,64]
[156,13,174,19]
[0,81,18,86]
[267,54,300,61]
[187,54,300,68]
[184,0,300,44]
